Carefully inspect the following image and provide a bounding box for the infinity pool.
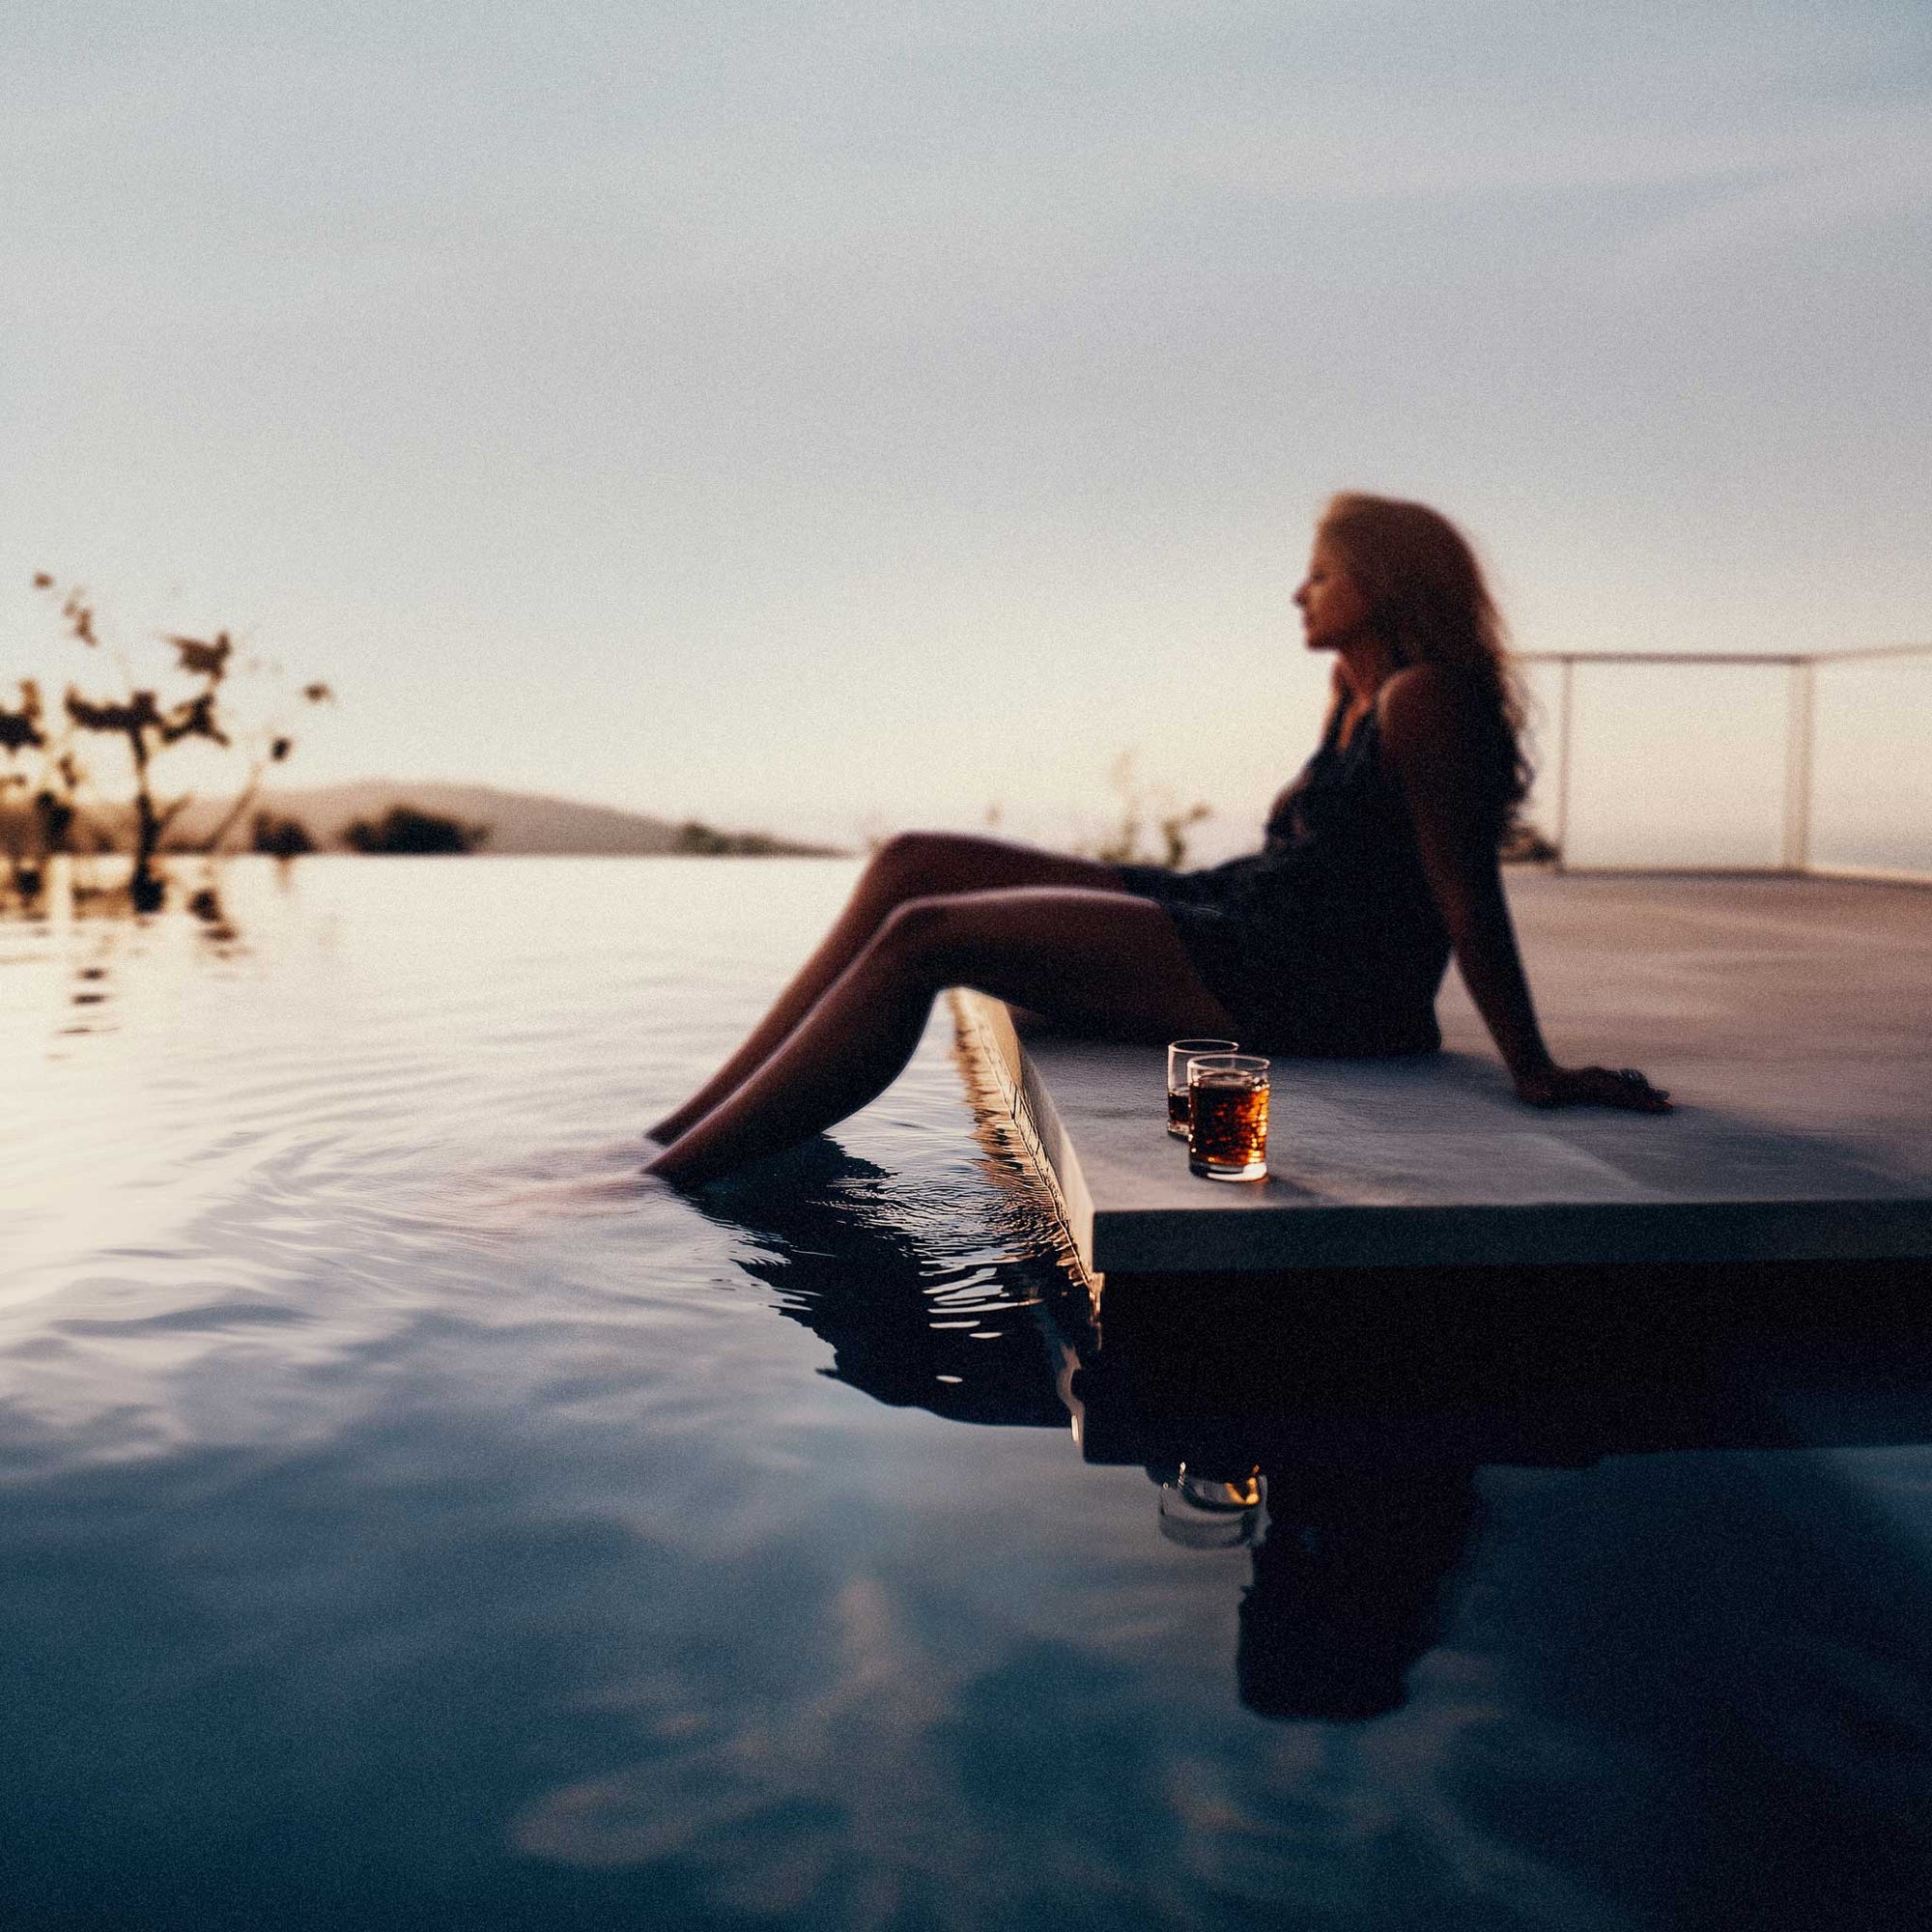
[2,857,1928,1930]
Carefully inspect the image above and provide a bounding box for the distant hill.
[156,781,845,857]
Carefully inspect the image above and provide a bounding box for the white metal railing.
[1518,644,1932,883]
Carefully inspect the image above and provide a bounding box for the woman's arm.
[1378,665,1670,1112]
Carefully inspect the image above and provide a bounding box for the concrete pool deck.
[953,872,1932,1278]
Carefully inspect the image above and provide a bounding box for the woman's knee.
[870,894,963,976]
[863,832,976,906]
[863,831,924,894]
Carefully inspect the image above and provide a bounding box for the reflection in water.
[1236,1462,1478,1722]
[6,858,248,1048]
[1155,1465,1264,1550]
[695,1148,1492,1724]
[1079,1257,1932,1739]
[691,1136,1075,1431]
[704,1143,1932,1742]
[1150,1451,1480,1722]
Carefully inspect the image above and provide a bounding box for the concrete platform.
[953,873,1932,1276]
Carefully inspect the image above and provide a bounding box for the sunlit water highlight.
[3,857,1930,1930]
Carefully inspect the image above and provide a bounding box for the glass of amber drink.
[1166,1037,1238,1139]
[1186,1054,1270,1181]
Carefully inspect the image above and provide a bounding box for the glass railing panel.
[1809,650,1932,878]
[1557,661,1792,870]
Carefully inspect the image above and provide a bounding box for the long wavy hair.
[1317,492,1532,838]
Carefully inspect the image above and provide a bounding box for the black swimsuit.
[1117,703,1451,1056]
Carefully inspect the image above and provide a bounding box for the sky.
[3,1,1928,856]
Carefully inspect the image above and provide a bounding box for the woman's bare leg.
[646,834,1127,1143]
[646,886,1236,1188]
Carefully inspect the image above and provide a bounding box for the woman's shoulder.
[1377,660,1487,716]
[1374,664,1508,782]
[1376,663,1498,736]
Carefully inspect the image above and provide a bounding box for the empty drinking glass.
[1165,1037,1237,1139]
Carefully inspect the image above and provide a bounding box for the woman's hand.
[1513,1064,1672,1112]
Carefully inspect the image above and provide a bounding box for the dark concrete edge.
[1089,1198,1932,1273]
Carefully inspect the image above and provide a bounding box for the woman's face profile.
[1293,536,1373,653]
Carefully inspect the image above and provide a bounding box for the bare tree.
[1087,751,1211,869]
[32,576,329,910]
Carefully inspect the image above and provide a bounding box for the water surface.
[3,857,1930,1930]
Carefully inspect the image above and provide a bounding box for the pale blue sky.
[4,2,1927,852]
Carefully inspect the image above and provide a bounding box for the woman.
[647,494,1667,1186]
